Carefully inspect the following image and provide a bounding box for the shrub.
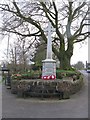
[56,69,81,80]
[11,74,22,80]
[21,71,41,79]
[56,72,63,79]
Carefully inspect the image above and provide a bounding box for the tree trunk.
[58,51,73,70]
[59,39,73,69]
[60,56,71,70]
[52,38,73,70]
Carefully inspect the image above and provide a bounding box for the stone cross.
[42,21,56,80]
[46,21,53,59]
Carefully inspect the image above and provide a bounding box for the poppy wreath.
[42,75,56,80]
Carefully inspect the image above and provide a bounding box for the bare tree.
[8,37,35,72]
[0,0,89,69]
[73,61,85,70]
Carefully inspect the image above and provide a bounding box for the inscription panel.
[42,62,56,76]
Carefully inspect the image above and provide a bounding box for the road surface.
[1,70,88,118]
[0,72,2,119]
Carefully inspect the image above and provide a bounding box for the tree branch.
[72,2,86,18]
[73,9,89,37]
[3,28,41,37]
[52,1,58,28]
[74,34,89,43]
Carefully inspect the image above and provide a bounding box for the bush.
[56,72,63,79]
[56,69,81,80]
[21,71,41,79]
[11,74,22,80]
[11,71,42,80]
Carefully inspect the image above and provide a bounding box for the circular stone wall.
[11,75,84,99]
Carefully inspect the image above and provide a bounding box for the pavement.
[1,70,88,118]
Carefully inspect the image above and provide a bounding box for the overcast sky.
[71,40,88,65]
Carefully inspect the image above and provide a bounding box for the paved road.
[87,71,90,118]
[0,73,2,119]
[2,70,88,118]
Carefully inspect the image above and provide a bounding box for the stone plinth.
[42,59,56,79]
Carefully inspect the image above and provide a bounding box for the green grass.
[56,69,76,73]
